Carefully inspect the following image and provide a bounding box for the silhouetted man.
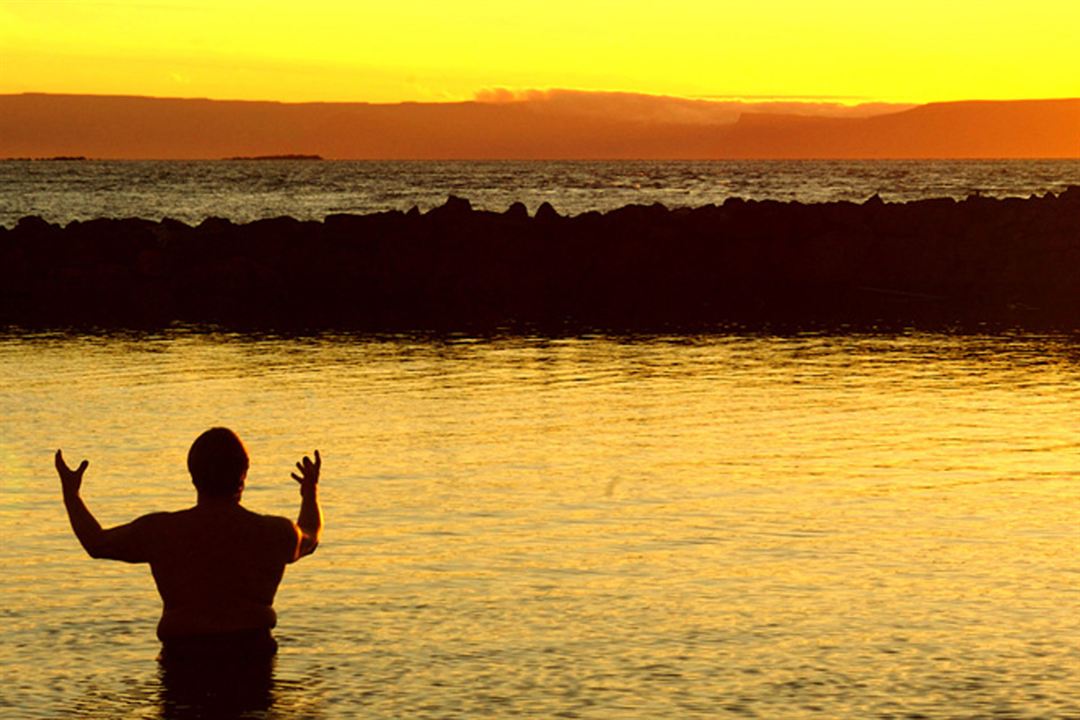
[55,427,322,662]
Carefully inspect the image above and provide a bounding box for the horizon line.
[6,89,1080,107]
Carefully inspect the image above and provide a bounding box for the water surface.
[1,330,1077,718]
[2,159,1078,226]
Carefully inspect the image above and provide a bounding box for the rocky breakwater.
[1,189,1078,330]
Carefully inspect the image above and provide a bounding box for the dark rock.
[504,202,528,221]
[198,216,234,232]
[535,202,560,222]
[15,216,55,233]
[1,194,1077,330]
[427,195,471,218]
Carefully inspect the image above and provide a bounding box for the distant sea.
[2,159,1079,227]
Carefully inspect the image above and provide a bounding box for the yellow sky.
[1,0,1077,104]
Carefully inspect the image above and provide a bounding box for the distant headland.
[0,92,1076,159]
[2,190,1077,331]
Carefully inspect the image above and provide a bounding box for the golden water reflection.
[1,330,1077,718]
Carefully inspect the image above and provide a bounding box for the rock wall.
[2,190,1078,330]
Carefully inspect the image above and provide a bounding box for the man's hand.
[55,449,89,498]
[292,450,322,560]
[291,450,321,495]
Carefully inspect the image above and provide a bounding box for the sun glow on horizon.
[1,0,1078,105]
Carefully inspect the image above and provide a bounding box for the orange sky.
[1,0,1078,104]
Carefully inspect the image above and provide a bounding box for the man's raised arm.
[55,449,155,562]
[291,450,322,559]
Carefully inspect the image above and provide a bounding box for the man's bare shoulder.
[239,508,302,561]
[241,507,295,528]
[129,510,176,528]
[122,509,191,539]
[241,507,300,541]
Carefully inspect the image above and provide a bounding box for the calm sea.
[2,159,1079,227]
[1,329,1078,718]
[2,161,1078,717]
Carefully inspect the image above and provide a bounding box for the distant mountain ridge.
[0,92,1076,159]
[719,100,1080,158]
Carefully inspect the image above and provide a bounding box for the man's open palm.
[291,450,321,491]
[55,449,88,496]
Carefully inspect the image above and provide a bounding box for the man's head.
[188,427,249,499]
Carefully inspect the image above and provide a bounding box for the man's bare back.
[56,428,322,649]
[107,504,301,638]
